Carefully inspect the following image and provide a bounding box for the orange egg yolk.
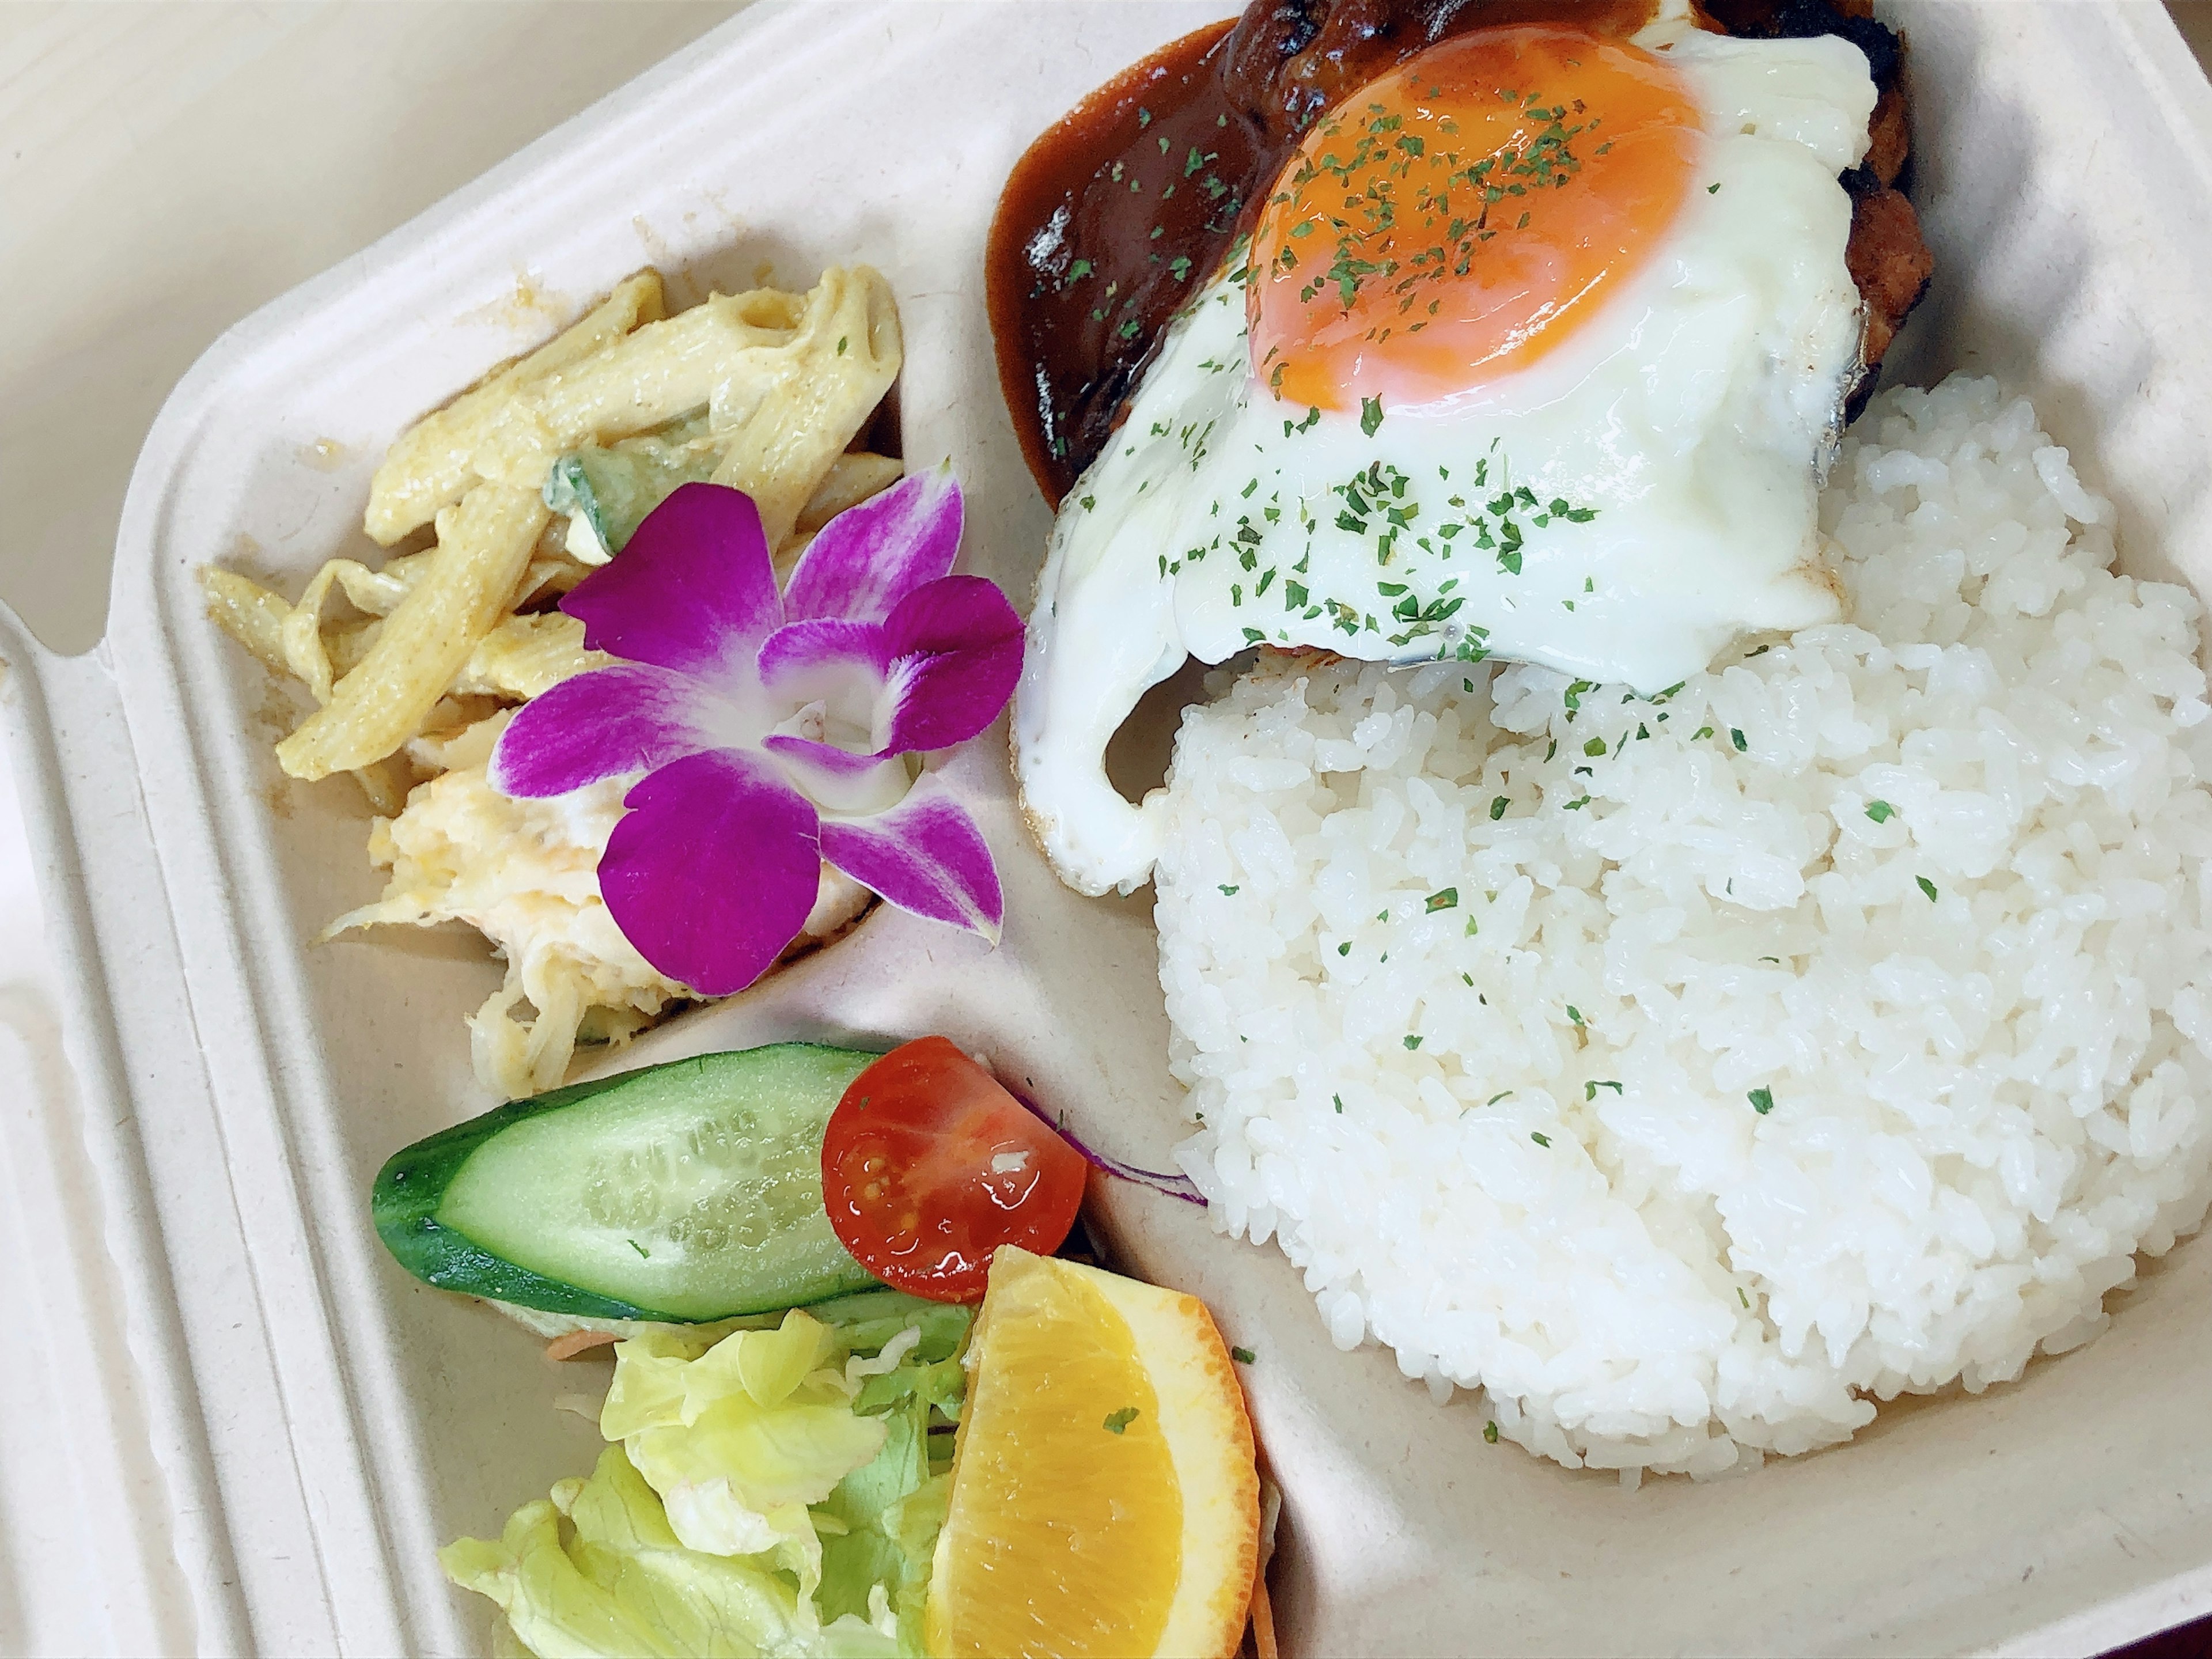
[1248,25,1702,412]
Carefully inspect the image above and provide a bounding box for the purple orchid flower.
[488,471,1021,996]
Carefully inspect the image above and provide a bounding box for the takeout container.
[7,2,2212,1653]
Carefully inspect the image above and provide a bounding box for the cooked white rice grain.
[1156,375,2212,1476]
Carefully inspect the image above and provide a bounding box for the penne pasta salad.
[205,266,907,1097]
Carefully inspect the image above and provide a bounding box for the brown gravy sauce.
[984,1,1664,502]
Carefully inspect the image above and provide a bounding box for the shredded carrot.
[544,1328,622,1361]
[1250,1560,1278,1659]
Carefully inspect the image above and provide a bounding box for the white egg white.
[1015,20,1878,896]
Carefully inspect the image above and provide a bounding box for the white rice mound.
[1156,375,2212,1477]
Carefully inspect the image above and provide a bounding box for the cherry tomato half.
[820,1036,1086,1302]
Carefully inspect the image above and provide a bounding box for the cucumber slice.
[542,411,720,560]
[374,1044,884,1322]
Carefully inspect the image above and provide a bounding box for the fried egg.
[1015,8,1878,895]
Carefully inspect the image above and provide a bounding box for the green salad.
[441,1292,968,1658]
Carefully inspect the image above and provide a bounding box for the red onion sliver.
[1009,1085,1208,1206]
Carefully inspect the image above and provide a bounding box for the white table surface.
[2,3,2210,1656]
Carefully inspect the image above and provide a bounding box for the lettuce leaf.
[446,1298,971,1658]
[602,1312,887,1594]
[438,1443,893,1658]
[816,1411,950,1654]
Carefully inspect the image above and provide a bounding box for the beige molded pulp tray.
[7,3,2212,1654]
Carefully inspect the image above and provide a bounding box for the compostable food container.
[6,3,2212,1654]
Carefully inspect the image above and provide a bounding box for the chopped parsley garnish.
[1584,736,1606,757]
[1484,1420,1501,1444]
[1280,88,1594,326]
[1232,1347,1257,1364]
[1748,1087,1774,1115]
[1218,884,1239,896]
[1361,395,1385,437]
[1490,796,1509,820]
[1917,876,1939,902]
[1103,1407,1139,1434]
[1585,1080,1622,1100]
[1866,800,1895,823]
[1334,1093,1344,1113]
[1403,1035,1423,1051]
[1692,726,1714,741]
[835,336,848,356]
[628,1238,649,1258]
[1730,728,1748,752]
[1426,887,1459,912]
[1338,941,1352,956]
[1530,1131,1551,1147]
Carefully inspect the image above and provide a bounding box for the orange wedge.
[926,1246,1260,1659]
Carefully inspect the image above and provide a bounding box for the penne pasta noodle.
[349,757,410,819]
[366,268,666,545]
[452,611,608,702]
[278,482,548,780]
[202,569,414,813]
[199,569,291,675]
[710,266,902,548]
[796,450,904,535]
[279,555,431,700]
[465,285,808,493]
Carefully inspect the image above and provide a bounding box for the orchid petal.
[782,467,963,626]
[760,734,910,817]
[756,618,891,711]
[818,772,1002,943]
[876,575,1025,755]
[490,664,734,798]
[562,483,781,679]
[600,749,821,997]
